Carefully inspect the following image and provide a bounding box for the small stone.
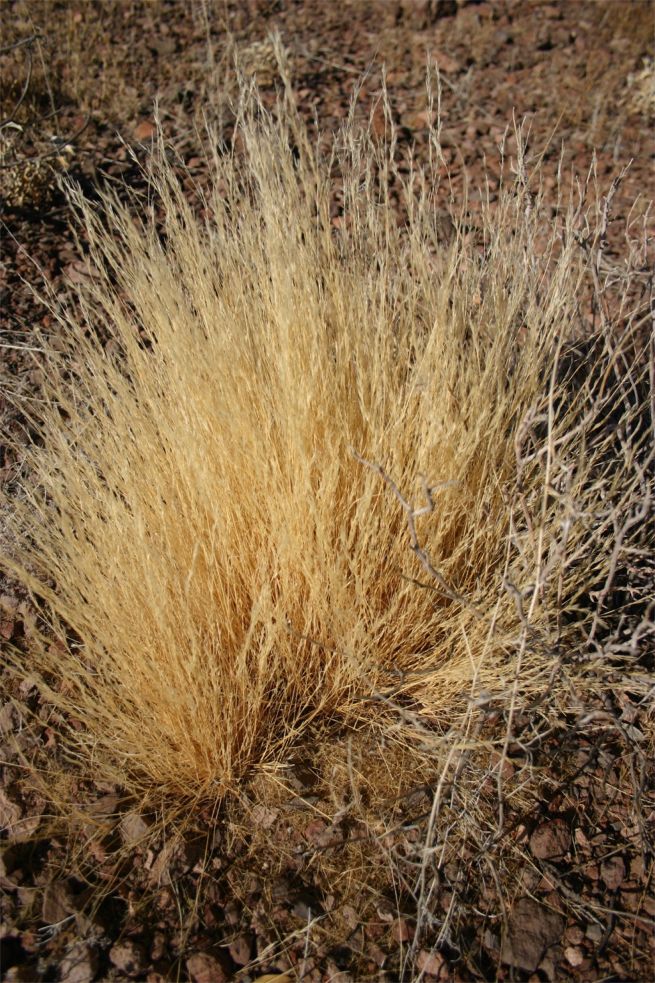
[134,120,156,142]
[64,261,97,286]
[620,888,640,912]
[368,943,386,968]
[430,50,460,74]
[0,790,22,835]
[292,898,313,922]
[600,856,625,891]
[391,917,415,942]
[341,905,359,930]
[530,820,570,860]
[60,942,99,983]
[540,946,564,981]
[416,949,445,976]
[565,926,584,945]
[228,933,252,966]
[501,897,565,972]
[109,939,147,977]
[251,804,278,829]
[151,931,167,961]
[86,793,122,817]
[0,702,17,736]
[304,818,328,844]
[323,962,353,983]
[148,841,175,886]
[186,951,231,983]
[565,945,584,967]
[490,749,515,781]
[42,881,74,924]
[642,895,655,917]
[85,839,108,865]
[223,900,240,926]
[120,812,150,846]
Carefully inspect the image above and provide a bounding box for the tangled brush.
[2,86,652,810]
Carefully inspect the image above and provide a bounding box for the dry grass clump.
[2,86,652,814]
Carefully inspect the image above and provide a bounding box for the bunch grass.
[2,82,652,817]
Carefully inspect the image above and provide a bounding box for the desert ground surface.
[1,2,654,982]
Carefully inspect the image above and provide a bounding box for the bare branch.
[0,34,43,55]
[352,450,483,617]
[2,55,34,132]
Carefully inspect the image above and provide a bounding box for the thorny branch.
[351,450,483,617]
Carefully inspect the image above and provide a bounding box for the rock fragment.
[530,820,570,860]
[600,855,626,890]
[501,897,565,972]
[42,880,74,924]
[60,942,99,983]
[186,951,232,983]
[120,811,150,846]
[416,948,445,976]
[228,933,253,966]
[109,939,147,977]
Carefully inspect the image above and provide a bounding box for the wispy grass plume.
[2,88,652,810]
